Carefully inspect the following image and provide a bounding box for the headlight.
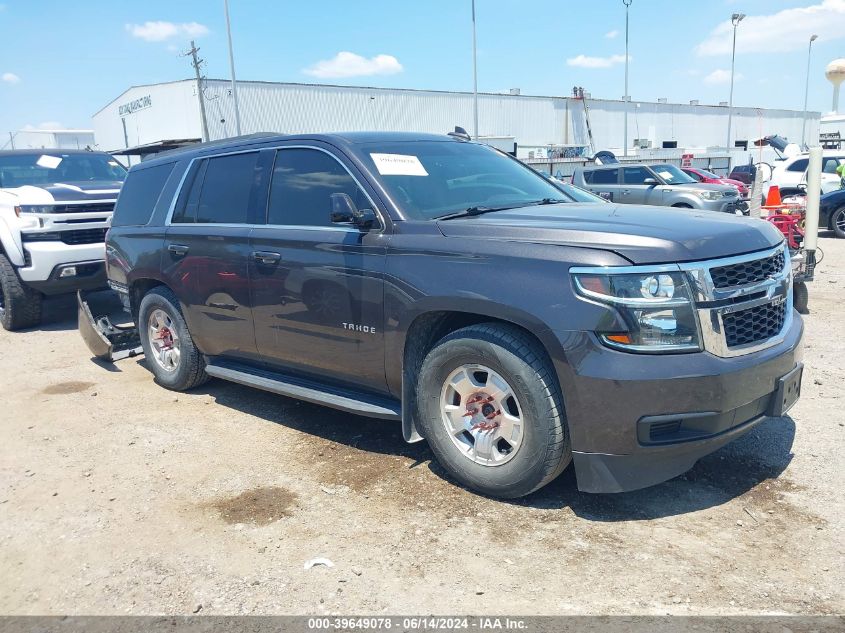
[696,190,722,201]
[18,205,55,214]
[572,269,701,353]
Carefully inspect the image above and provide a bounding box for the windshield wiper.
[523,198,569,206]
[435,205,518,221]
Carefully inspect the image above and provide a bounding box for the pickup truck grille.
[710,250,785,288]
[21,202,115,214]
[723,301,787,348]
[22,228,108,245]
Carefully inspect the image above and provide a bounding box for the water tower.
[826,58,845,113]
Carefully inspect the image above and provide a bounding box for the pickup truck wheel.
[0,253,42,331]
[138,287,208,391]
[671,203,693,209]
[832,206,845,239]
[416,323,571,498]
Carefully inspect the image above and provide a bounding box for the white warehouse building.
[92,78,820,170]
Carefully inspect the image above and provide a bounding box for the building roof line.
[92,77,819,118]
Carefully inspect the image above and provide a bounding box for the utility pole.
[187,41,210,142]
[801,34,818,148]
[623,0,632,157]
[726,12,745,153]
[224,0,243,136]
[471,0,479,140]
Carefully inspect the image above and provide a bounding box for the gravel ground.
[1,233,843,616]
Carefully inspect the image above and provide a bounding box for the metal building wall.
[92,79,820,157]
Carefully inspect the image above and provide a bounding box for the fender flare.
[0,208,25,266]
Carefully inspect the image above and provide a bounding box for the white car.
[763,151,845,195]
[0,150,125,330]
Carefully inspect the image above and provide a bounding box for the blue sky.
[1,0,843,136]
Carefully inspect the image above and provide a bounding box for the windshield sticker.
[36,155,62,169]
[370,153,429,176]
[657,170,673,180]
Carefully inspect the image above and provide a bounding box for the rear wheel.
[832,206,845,239]
[0,253,42,331]
[416,323,571,498]
[138,287,208,390]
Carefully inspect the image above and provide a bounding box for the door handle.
[168,244,189,257]
[253,251,281,265]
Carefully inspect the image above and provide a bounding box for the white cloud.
[125,21,209,42]
[21,122,66,131]
[605,29,619,39]
[566,54,629,69]
[2,72,20,84]
[703,69,744,85]
[303,52,403,78]
[695,0,845,55]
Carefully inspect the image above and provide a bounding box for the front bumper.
[18,242,107,294]
[549,311,803,493]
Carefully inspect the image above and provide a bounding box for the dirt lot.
[1,234,843,617]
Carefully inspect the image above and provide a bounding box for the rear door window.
[585,168,619,185]
[112,162,175,227]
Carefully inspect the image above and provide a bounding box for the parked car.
[819,188,845,238]
[82,132,802,499]
[682,167,749,199]
[762,151,845,196]
[544,177,610,203]
[727,164,756,185]
[572,163,747,213]
[0,149,126,330]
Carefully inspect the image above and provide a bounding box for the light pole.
[623,0,632,157]
[725,12,745,153]
[471,0,479,139]
[224,0,243,136]
[802,34,819,148]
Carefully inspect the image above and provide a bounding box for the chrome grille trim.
[680,243,792,358]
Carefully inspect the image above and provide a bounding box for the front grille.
[723,301,786,347]
[710,251,785,288]
[23,248,31,267]
[22,228,108,245]
[60,228,108,245]
[32,203,115,214]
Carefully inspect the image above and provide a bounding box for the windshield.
[648,164,697,185]
[696,169,720,179]
[0,153,127,188]
[357,141,568,220]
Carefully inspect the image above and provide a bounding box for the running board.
[205,362,401,420]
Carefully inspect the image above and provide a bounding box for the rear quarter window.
[112,162,176,227]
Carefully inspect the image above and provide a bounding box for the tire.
[672,203,693,209]
[832,206,845,239]
[138,286,208,391]
[793,281,809,315]
[416,323,571,499]
[0,253,42,331]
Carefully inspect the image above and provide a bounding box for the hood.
[3,181,122,204]
[436,203,784,265]
[674,182,737,194]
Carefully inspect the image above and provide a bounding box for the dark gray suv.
[573,163,747,213]
[81,132,802,498]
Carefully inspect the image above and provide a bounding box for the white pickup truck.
[0,150,125,330]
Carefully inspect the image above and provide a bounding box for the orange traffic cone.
[764,185,782,208]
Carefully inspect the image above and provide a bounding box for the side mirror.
[330,193,376,230]
[643,177,658,185]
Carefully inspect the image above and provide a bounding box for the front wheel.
[671,203,693,209]
[0,253,42,331]
[138,287,208,391]
[832,206,845,239]
[416,323,571,498]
